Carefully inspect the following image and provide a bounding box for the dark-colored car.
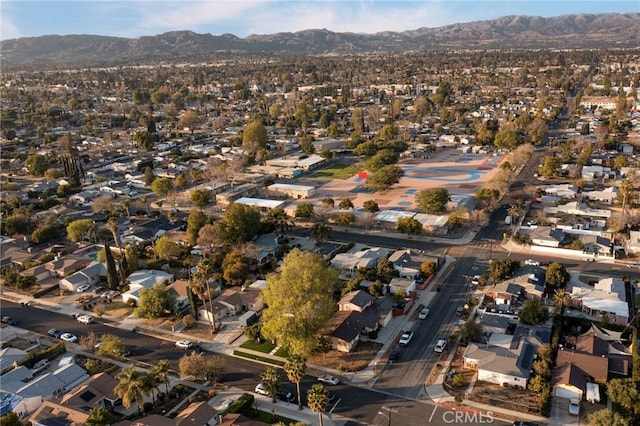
[1,316,17,325]
[512,422,539,426]
[277,389,295,403]
[48,329,63,339]
[388,350,401,363]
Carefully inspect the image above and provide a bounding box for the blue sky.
[1,1,638,41]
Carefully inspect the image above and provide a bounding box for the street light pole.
[380,405,398,426]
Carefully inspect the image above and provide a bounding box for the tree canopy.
[242,119,268,155]
[261,249,338,356]
[66,219,97,242]
[134,283,176,319]
[518,299,550,325]
[366,165,403,192]
[216,203,262,244]
[417,188,450,213]
[545,262,570,290]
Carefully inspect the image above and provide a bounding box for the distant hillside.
[1,13,639,67]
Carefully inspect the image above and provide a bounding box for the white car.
[524,259,540,266]
[76,315,94,324]
[418,308,430,320]
[434,339,447,353]
[175,340,193,349]
[317,375,339,386]
[60,333,78,343]
[76,284,91,293]
[399,331,414,346]
[471,275,481,286]
[254,383,269,396]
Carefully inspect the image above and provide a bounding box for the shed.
[238,310,257,327]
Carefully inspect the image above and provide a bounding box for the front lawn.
[240,339,275,353]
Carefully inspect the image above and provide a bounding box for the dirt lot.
[307,340,383,372]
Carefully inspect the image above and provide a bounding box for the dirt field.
[307,340,383,372]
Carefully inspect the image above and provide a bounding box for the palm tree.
[114,366,146,414]
[152,360,172,395]
[141,371,160,405]
[553,288,571,314]
[284,354,307,410]
[265,208,294,237]
[189,259,217,334]
[307,383,329,426]
[310,223,331,244]
[260,367,280,404]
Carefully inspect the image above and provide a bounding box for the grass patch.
[240,340,276,354]
[233,350,285,367]
[313,164,360,180]
[250,410,302,425]
[274,346,291,358]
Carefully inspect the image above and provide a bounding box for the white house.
[58,262,106,292]
[122,269,175,306]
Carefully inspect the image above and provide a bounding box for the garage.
[554,385,582,401]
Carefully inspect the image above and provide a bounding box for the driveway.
[550,398,581,425]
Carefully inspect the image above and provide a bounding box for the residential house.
[330,247,390,279]
[626,230,640,254]
[582,186,619,204]
[510,268,546,300]
[552,329,630,400]
[29,400,89,426]
[580,235,613,257]
[58,261,106,292]
[0,391,42,420]
[122,269,175,306]
[174,401,220,425]
[0,348,28,374]
[199,287,264,323]
[529,226,566,248]
[569,277,629,324]
[388,277,417,296]
[267,183,316,199]
[542,184,579,199]
[388,249,442,280]
[165,279,191,313]
[463,325,549,388]
[324,310,365,353]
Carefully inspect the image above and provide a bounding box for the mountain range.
[1,13,639,67]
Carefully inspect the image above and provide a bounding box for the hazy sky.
[2,1,638,40]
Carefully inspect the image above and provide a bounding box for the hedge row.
[21,342,66,368]
[226,393,254,415]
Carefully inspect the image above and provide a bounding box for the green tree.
[552,288,571,314]
[420,261,437,276]
[264,207,294,237]
[396,217,422,235]
[363,200,379,212]
[460,320,483,343]
[284,354,307,410]
[143,167,155,186]
[337,213,356,227]
[588,409,628,426]
[25,154,48,176]
[539,155,559,179]
[261,366,281,403]
[295,203,314,220]
[31,224,58,245]
[307,383,329,426]
[190,188,211,210]
[417,188,450,213]
[261,249,338,356]
[190,258,218,335]
[103,241,120,290]
[545,262,569,290]
[366,165,404,192]
[606,378,640,419]
[134,283,176,318]
[518,299,550,325]
[222,251,249,286]
[216,203,261,244]
[338,198,354,210]
[365,149,399,170]
[151,177,174,198]
[448,209,466,229]
[115,366,146,414]
[493,129,520,150]
[66,219,97,242]
[152,359,172,395]
[186,209,208,245]
[125,245,140,274]
[95,333,126,357]
[488,258,520,281]
[154,235,182,261]
[527,375,546,393]
[242,119,268,155]
[310,223,331,244]
[0,412,24,426]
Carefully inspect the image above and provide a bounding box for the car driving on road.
[76,314,94,324]
[60,333,78,343]
[175,340,193,349]
[418,308,430,319]
[434,339,447,353]
[317,375,339,386]
[399,331,414,346]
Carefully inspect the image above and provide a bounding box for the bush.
[157,392,166,402]
[227,393,254,414]
[21,342,66,368]
[143,402,153,412]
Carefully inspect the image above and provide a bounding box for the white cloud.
[0,15,21,40]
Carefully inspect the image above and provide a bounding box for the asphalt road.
[1,300,513,425]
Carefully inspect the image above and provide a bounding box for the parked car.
[76,284,92,293]
[277,389,294,402]
[2,316,18,325]
[76,315,94,324]
[434,339,447,353]
[254,383,269,396]
[318,375,339,386]
[456,306,465,316]
[524,259,540,266]
[31,359,49,375]
[471,275,481,286]
[568,399,580,416]
[60,333,79,343]
[418,308,430,320]
[399,331,414,346]
[175,340,193,349]
[48,328,63,339]
[388,350,401,363]
[512,422,539,426]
